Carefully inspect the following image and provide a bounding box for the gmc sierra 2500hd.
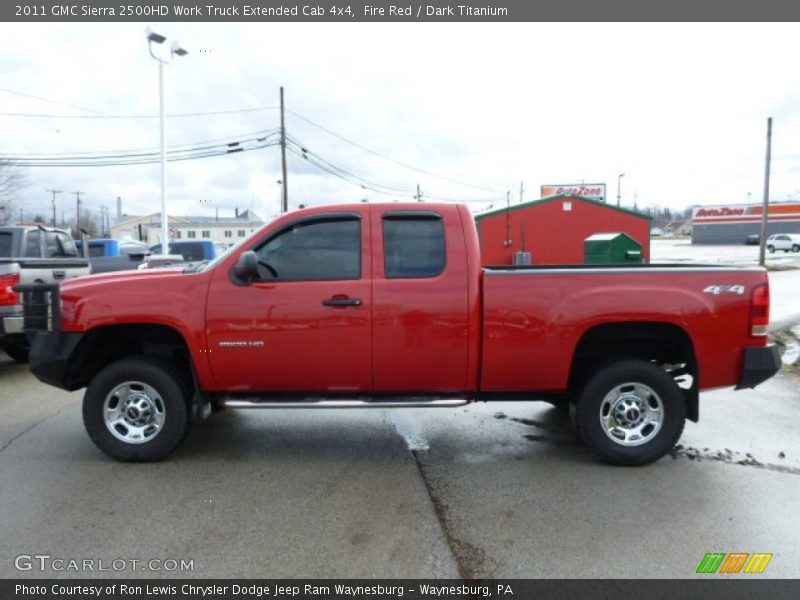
[15,203,781,464]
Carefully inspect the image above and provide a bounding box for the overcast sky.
[2,22,800,224]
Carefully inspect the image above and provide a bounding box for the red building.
[475,194,652,265]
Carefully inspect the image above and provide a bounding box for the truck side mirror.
[232,251,258,285]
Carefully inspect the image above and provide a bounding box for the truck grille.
[12,283,61,333]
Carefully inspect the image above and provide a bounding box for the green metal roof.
[474,194,653,221]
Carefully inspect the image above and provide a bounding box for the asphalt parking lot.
[1,348,799,579]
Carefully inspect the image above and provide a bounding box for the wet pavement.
[1,351,799,579]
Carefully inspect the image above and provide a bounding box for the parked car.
[149,240,228,263]
[0,226,90,362]
[17,203,780,464]
[745,234,760,246]
[766,233,800,253]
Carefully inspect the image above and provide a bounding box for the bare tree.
[0,160,27,225]
[67,207,101,238]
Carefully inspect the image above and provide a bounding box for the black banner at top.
[4,0,800,22]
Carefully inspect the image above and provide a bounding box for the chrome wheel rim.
[103,381,166,444]
[599,382,663,447]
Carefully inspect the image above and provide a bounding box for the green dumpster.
[584,232,643,264]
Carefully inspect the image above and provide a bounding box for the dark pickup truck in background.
[0,225,90,362]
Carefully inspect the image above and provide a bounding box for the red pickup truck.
[16,203,780,465]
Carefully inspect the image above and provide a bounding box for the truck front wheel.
[576,360,686,466]
[83,357,188,461]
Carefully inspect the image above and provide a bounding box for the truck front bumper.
[736,345,782,390]
[28,331,84,390]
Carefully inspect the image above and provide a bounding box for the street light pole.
[147,28,187,255]
[158,58,167,252]
[617,173,626,206]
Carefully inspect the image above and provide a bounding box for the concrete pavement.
[1,351,799,579]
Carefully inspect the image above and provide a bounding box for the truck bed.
[480,263,767,393]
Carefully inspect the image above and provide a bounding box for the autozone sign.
[541,183,606,201]
[694,207,747,218]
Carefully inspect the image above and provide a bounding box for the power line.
[0,107,280,119]
[3,132,281,166]
[288,138,505,204]
[288,109,505,195]
[0,86,279,120]
[8,141,279,167]
[287,136,412,195]
[288,146,408,198]
[0,86,116,116]
[3,129,280,158]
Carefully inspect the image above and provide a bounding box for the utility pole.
[19,208,23,224]
[519,181,524,204]
[758,117,773,267]
[415,184,423,202]
[279,86,288,214]
[73,191,83,237]
[505,190,512,246]
[46,189,63,227]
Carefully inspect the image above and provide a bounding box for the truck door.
[371,207,471,393]
[206,211,372,393]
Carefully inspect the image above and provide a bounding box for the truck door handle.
[52,270,65,280]
[322,297,363,307]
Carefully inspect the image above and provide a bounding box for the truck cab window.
[23,231,41,257]
[0,232,12,257]
[383,214,446,278]
[58,233,77,257]
[44,232,60,257]
[255,217,361,281]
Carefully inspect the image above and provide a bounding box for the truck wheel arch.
[65,324,199,404]
[568,322,700,422]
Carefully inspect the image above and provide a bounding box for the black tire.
[767,245,775,253]
[83,357,189,461]
[2,338,29,363]
[792,244,800,253]
[576,360,686,466]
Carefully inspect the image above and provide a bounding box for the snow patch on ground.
[389,412,431,452]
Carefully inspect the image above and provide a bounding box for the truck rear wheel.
[83,357,188,461]
[576,360,686,466]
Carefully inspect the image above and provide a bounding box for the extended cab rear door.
[370,206,471,393]
[205,210,373,393]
